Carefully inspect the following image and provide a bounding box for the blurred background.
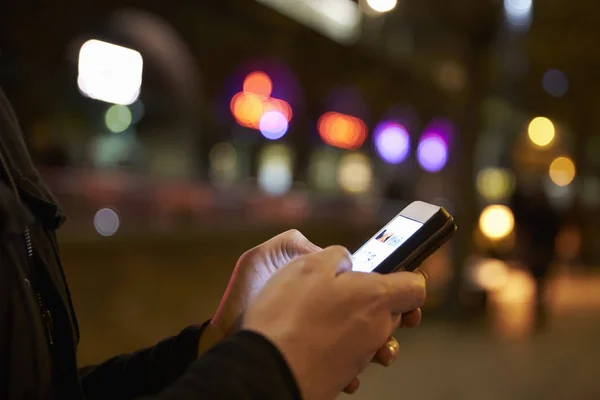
[2,0,600,398]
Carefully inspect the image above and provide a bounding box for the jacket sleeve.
[79,323,209,400]
[79,324,301,400]
[139,330,302,400]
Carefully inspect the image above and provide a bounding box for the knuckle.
[284,228,304,239]
[327,245,352,261]
[410,279,427,307]
[373,280,392,303]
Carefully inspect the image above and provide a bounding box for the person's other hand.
[199,230,321,352]
[242,246,427,400]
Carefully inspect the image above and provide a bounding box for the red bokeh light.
[317,112,367,150]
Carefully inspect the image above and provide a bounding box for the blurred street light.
[231,71,292,139]
[209,143,238,185]
[543,69,569,98]
[318,112,367,150]
[504,0,532,30]
[94,208,120,236]
[78,39,143,105]
[373,122,410,164]
[476,167,515,202]
[527,116,555,148]
[337,153,372,194]
[258,144,293,196]
[549,156,576,186]
[105,105,133,133]
[365,0,397,13]
[417,134,448,173]
[479,205,515,240]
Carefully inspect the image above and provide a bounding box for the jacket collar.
[0,88,66,229]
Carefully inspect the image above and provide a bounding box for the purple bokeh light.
[542,69,568,98]
[373,122,410,164]
[259,111,289,140]
[417,134,448,172]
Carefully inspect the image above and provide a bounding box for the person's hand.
[242,246,427,400]
[199,230,322,352]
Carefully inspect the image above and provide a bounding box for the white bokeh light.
[365,0,398,13]
[504,0,532,30]
[78,39,143,105]
[94,208,120,236]
[258,144,294,196]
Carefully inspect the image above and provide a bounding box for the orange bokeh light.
[317,112,367,150]
[230,92,264,128]
[243,71,273,97]
[231,72,292,130]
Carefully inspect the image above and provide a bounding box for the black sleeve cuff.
[152,329,302,399]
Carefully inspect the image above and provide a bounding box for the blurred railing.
[40,167,409,239]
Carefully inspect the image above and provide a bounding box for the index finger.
[378,271,427,314]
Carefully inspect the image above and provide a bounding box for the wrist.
[197,321,226,357]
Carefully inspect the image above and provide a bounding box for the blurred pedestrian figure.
[510,183,563,330]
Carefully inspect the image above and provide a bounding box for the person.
[510,184,562,330]
[0,86,428,399]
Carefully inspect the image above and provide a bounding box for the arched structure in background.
[107,8,204,179]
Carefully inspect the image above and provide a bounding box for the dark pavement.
[352,274,600,400]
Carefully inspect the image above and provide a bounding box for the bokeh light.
[92,133,137,168]
[542,69,568,98]
[230,92,265,128]
[230,71,292,131]
[337,153,372,194]
[105,105,133,133]
[373,122,410,164]
[78,39,143,105]
[470,258,510,292]
[94,208,120,236]
[549,156,576,186]
[476,168,515,201]
[581,176,600,208]
[308,148,338,191]
[258,144,293,196]
[129,100,145,124]
[365,0,398,13]
[318,112,368,150]
[504,0,532,29]
[527,116,555,148]
[479,205,515,240]
[243,71,273,97]
[417,134,448,172]
[209,142,238,185]
[259,111,289,140]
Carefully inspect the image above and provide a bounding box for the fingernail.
[415,268,428,284]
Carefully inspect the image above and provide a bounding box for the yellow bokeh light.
[479,205,515,240]
[337,153,372,194]
[549,156,576,186]
[472,259,509,292]
[527,116,555,147]
[209,143,238,184]
[476,168,514,201]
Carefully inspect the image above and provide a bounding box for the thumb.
[303,245,353,276]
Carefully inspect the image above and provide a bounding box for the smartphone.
[351,201,457,274]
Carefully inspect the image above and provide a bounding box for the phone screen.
[351,215,424,273]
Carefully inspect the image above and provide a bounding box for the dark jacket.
[0,88,301,399]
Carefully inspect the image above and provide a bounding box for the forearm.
[138,330,301,400]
